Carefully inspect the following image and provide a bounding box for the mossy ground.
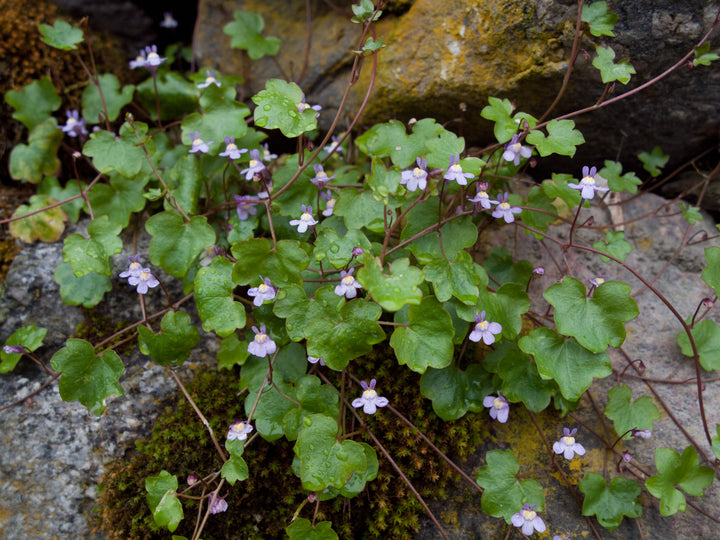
[98,351,486,539]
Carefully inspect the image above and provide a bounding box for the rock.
[195,0,720,174]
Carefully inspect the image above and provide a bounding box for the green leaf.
[38,20,84,50]
[145,471,183,532]
[693,42,719,66]
[266,153,317,218]
[356,36,385,55]
[581,1,618,37]
[482,247,532,287]
[50,338,124,416]
[355,118,443,168]
[366,158,402,201]
[400,205,478,264]
[423,250,485,304]
[351,0,381,23]
[645,446,714,516]
[223,10,281,59]
[599,160,642,194]
[521,185,556,236]
[286,519,338,540]
[604,385,660,438]
[136,72,199,121]
[138,311,200,366]
[232,238,310,287]
[9,118,62,183]
[678,202,703,225]
[526,119,585,158]
[638,146,669,177]
[280,375,341,441]
[252,79,317,137]
[390,296,455,373]
[54,262,111,307]
[217,334,249,370]
[420,364,492,421]
[4,76,61,130]
[274,285,343,341]
[222,440,249,485]
[712,425,720,460]
[475,450,544,523]
[1,324,47,373]
[305,300,385,370]
[8,194,67,243]
[165,154,202,215]
[62,216,122,277]
[357,255,423,311]
[82,74,135,124]
[580,473,642,530]
[702,247,720,296]
[544,277,638,352]
[86,172,148,228]
[424,127,465,170]
[480,97,516,144]
[593,45,636,84]
[676,319,720,371]
[541,173,584,207]
[83,121,152,177]
[147,212,216,278]
[519,328,611,401]
[37,176,85,223]
[194,257,246,337]
[456,283,531,341]
[314,228,373,269]
[294,414,369,491]
[334,188,389,233]
[592,230,633,263]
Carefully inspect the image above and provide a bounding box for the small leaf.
[86,172,149,228]
[712,425,720,460]
[420,364,493,421]
[423,250,485,305]
[287,518,338,540]
[138,311,200,366]
[541,173,584,207]
[580,472,642,530]
[37,176,85,222]
[147,212,216,278]
[50,338,124,416]
[274,285,343,342]
[400,204,478,264]
[252,79,317,137]
[62,216,122,276]
[334,188,389,233]
[9,118,62,183]
[480,97,516,144]
[314,227,373,269]
[357,255,423,312]
[599,160,642,194]
[146,471,183,532]
[38,20,84,50]
[592,230,633,263]
[82,74,135,123]
[223,10,281,60]
[455,283,531,341]
[217,334,249,370]
[702,247,720,296]
[4,76,61,130]
[593,46,636,84]
[232,238,310,287]
[604,385,660,438]
[222,440,249,485]
[83,122,152,177]
[637,146,669,177]
[9,194,67,243]
[194,257,246,337]
[136,72,199,121]
[482,247,533,287]
[581,1,618,37]
[676,319,720,371]
[1,324,47,374]
[356,36,385,55]
[54,262,111,307]
[526,119,585,158]
[693,42,719,66]
[351,0,381,23]
[678,202,703,225]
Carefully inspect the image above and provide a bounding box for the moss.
[98,351,487,539]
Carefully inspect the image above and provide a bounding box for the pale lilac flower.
[144,45,166,68]
[468,311,502,345]
[59,110,88,138]
[219,135,247,160]
[468,190,493,210]
[568,166,609,200]
[227,420,253,441]
[352,379,389,414]
[553,427,586,460]
[197,69,221,89]
[320,190,336,217]
[188,131,212,154]
[444,154,473,185]
[233,195,259,221]
[502,134,532,166]
[127,268,160,295]
[296,94,321,116]
[129,50,147,69]
[240,149,267,180]
[622,452,633,462]
[590,275,606,288]
[483,392,509,423]
[261,143,277,162]
[400,157,428,192]
[209,493,228,514]
[311,164,335,189]
[160,11,178,28]
[247,276,276,306]
[491,192,522,223]
[199,245,219,267]
[119,254,144,279]
[351,247,364,258]
[334,268,362,299]
[323,135,343,156]
[553,535,572,540]
[308,356,326,367]
[511,504,546,536]
[187,473,199,486]
[289,205,318,233]
[631,429,652,439]
[3,345,24,354]
[248,324,276,357]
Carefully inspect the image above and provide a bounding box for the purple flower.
[553,536,572,540]
[289,205,318,233]
[209,493,228,515]
[296,94,321,116]
[160,11,178,28]
[631,429,652,439]
[568,166,609,200]
[199,245,220,267]
[323,135,343,156]
[491,192,522,223]
[483,392,509,423]
[308,356,326,367]
[320,190,336,217]
[233,195,259,221]
[3,345,25,355]
[400,157,428,192]
[247,276,277,306]
[622,452,633,462]
[240,149,267,180]
[444,154,474,185]
[502,134,532,166]
[119,254,144,279]
[352,379,389,414]
[351,247,364,258]
[468,190,493,210]
[311,164,335,189]
[59,110,88,138]
[248,324,276,357]
[187,473,199,486]
[590,275,606,288]
[261,143,278,162]
[219,135,247,160]
[129,50,147,69]
[553,427,586,460]
[130,45,166,73]
[468,311,502,345]
[227,420,253,441]
[127,268,159,294]
[511,504,546,536]
[197,69,221,89]
[188,131,212,154]
[334,268,362,299]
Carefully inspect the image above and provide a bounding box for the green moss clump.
[98,352,486,539]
